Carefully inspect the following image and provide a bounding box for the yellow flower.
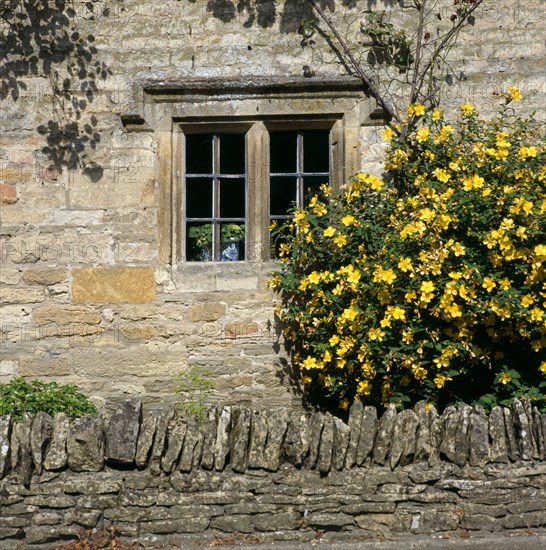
[462,174,485,191]
[347,269,361,285]
[434,374,451,389]
[432,109,441,121]
[540,361,546,374]
[329,334,340,346]
[498,372,512,385]
[334,234,347,248]
[451,242,466,256]
[507,85,523,102]
[341,215,355,226]
[323,226,336,237]
[413,103,426,116]
[398,257,413,272]
[482,277,496,293]
[415,127,430,143]
[301,356,318,370]
[373,267,397,285]
[460,102,475,115]
[368,175,385,191]
[518,146,538,160]
[530,307,544,322]
[339,398,349,410]
[313,202,327,216]
[356,380,372,396]
[420,281,435,293]
[368,327,385,341]
[383,127,394,141]
[432,168,451,183]
[534,244,546,259]
[294,210,305,223]
[387,305,406,320]
[341,306,359,322]
[308,271,320,285]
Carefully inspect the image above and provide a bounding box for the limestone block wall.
[0,398,545,547]
[0,1,545,404]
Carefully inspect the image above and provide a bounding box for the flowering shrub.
[270,89,546,412]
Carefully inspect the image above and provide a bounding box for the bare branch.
[306,0,400,125]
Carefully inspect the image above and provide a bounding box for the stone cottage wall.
[1,398,545,547]
[0,0,545,405]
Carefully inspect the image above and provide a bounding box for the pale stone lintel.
[143,76,365,100]
[71,267,155,304]
[173,262,271,293]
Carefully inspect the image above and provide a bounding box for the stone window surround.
[133,77,379,280]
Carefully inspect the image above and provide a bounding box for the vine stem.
[306,0,401,126]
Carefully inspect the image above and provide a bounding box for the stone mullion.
[246,122,269,262]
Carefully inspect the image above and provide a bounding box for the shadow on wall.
[193,0,403,32]
[0,0,111,177]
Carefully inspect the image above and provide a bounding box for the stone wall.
[1,0,545,404]
[1,398,545,547]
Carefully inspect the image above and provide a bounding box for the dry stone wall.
[1,398,545,547]
[0,1,545,405]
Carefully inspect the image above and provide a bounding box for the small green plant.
[174,366,214,423]
[0,377,97,421]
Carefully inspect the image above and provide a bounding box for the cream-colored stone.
[23,267,66,286]
[71,267,155,304]
[0,287,46,304]
[19,357,71,377]
[0,268,21,285]
[0,360,18,377]
[118,325,159,340]
[33,305,102,325]
[191,303,226,322]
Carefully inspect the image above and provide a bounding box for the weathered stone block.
[150,407,175,475]
[179,416,203,472]
[30,411,53,475]
[162,417,187,474]
[389,409,419,469]
[305,411,324,469]
[67,417,105,472]
[190,302,226,322]
[283,411,309,467]
[44,413,69,471]
[357,406,378,466]
[332,416,350,471]
[105,399,142,465]
[135,410,158,469]
[11,416,33,486]
[200,406,219,471]
[229,407,250,473]
[0,416,12,479]
[71,267,155,304]
[32,305,101,325]
[373,404,396,466]
[248,408,268,469]
[489,406,508,463]
[22,267,66,286]
[262,408,288,472]
[467,406,490,467]
[0,287,46,305]
[512,398,533,460]
[318,412,334,474]
[214,406,232,471]
[344,399,363,469]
